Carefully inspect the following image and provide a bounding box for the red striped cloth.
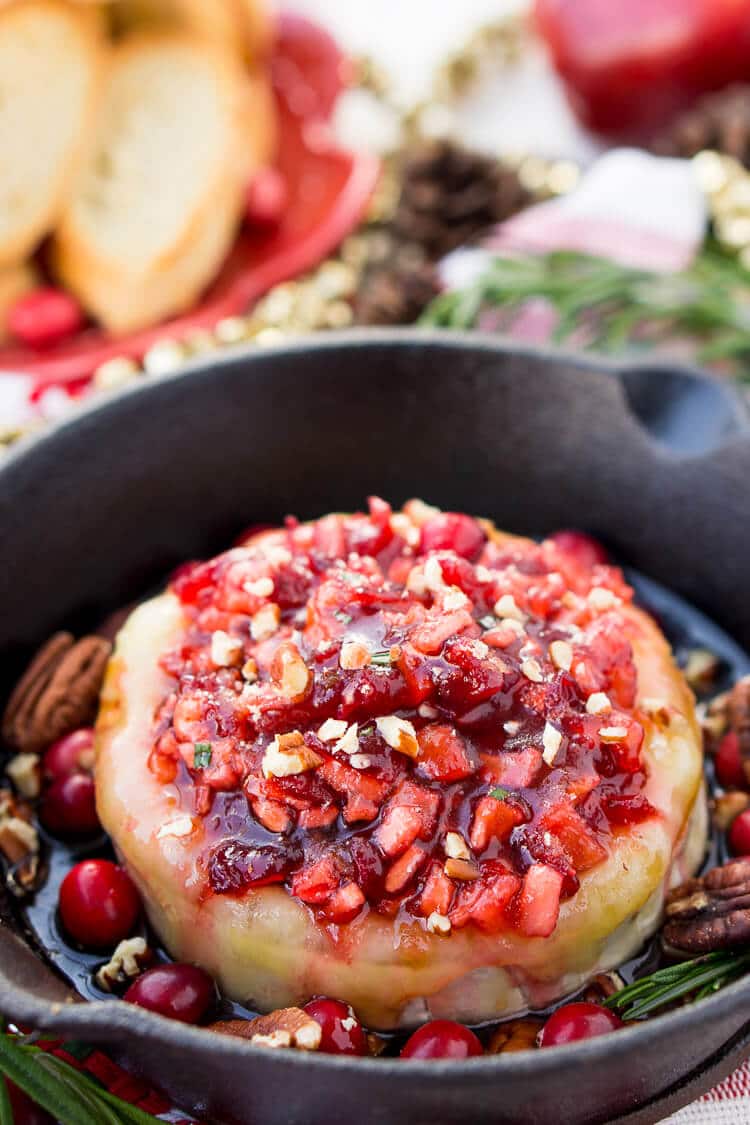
[28,1036,750,1123]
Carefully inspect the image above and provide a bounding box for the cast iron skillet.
[2,331,750,1125]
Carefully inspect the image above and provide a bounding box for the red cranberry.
[400,1020,483,1060]
[420,514,486,560]
[58,860,140,949]
[39,772,100,838]
[304,998,367,1056]
[124,964,215,1024]
[729,808,750,856]
[549,530,609,569]
[716,731,747,791]
[539,1003,623,1047]
[43,728,95,780]
[8,288,84,349]
[244,167,288,228]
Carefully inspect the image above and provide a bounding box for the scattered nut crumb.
[318,718,348,742]
[5,753,41,799]
[586,692,612,715]
[494,594,526,623]
[549,641,573,673]
[376,715,419,758]
[445,831,471,860]
[427,911,451,935]
[262,732,322,778]
[444,857,480,881]
[340,640,372,670]
[542,722,562,766]
[95,937,150,991]
[521,658,543,683]
[251,603,281,642]
[210,631,243,668]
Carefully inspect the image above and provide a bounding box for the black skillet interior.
[2,331,750,1125]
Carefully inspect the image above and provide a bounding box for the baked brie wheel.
[95,499,706,1029]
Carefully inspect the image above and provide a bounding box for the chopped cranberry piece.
[417,725,475,783]
[716,731,747,791]
[58,860,140,949]
[124,964,215,1024]
[541,804,607,872]
[517,864,563,938]
[539,1002,623,1047]
[291,855,341,904]
[304,998,368,1056]
[469,795,526,852]
[384,843,428,894]
[449,868,521,932]
[207,841,293,894]
[418,860,454,917]
[323,881,366,922]
[400,1020,483,1060]
[420,514,486,560]
[376,781,440,857]
[549,530,609,569]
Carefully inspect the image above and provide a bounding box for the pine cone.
[652,85,750,168]
[391,139,530,259]
[354,241,440,326]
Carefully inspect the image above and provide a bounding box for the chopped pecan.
[663,858,750,954]
[95,937,151,991]
[0,787,40,895]
[487,1018,543,1054]
[683,649,721,693]
[2,633,111,754]
[207,1008,322,1051]
[582,971,625,1004]
[5,753,41,798]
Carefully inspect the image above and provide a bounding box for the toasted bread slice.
[0,261,41,343]
[53,32,254,333]
[0,0,103,268]
[109,0,275,60]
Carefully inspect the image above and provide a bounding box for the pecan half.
[663,858,750,953]
[2,633,111,754]
[487,1018,543,1054]
[207,1008,322,1051]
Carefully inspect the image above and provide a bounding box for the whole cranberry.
[716,731,747,791]
[420,514,486,561]
[244,167,288,228]
[58,860,140,949]
[124,964,215,1024]
[400,1020,483,1060]
[303,997,367,1056]
[43,728,95,781]
[8,287,84,349]
[729,808,750,856]
[39,772,100,838]
[538,1003,623,1047]
[549,530,609,569]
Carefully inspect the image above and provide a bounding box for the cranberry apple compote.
[95,500,705,1028]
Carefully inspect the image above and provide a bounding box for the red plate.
[1,13,380,390]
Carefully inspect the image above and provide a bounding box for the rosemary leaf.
[603,951,750,1020]
[0,1075,12,1125]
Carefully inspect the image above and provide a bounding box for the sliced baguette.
[53,32,254,333]
[109,0,275,60]
[0,0,103,268]
[0,261,41,343]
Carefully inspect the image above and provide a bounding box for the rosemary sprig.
[420,245,750,379]
[0,1027,163,1125]
[370,650,393,667]
[603,951,750,1021]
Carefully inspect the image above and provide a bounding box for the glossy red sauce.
[151,499,654,937]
